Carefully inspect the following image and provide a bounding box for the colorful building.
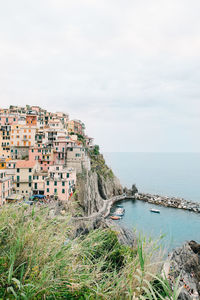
[0,170,13,205]
[14,160,40,197]
[0,115,18,126]
[26,114,37,127]
[67,120,85,136]
[10,125,36,148]
[45,165,76,201]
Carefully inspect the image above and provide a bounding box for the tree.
[93,145,100,155]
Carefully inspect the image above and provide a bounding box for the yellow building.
[67,120,85,136]
[0,157,11,169]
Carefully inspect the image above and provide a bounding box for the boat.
[110,216,121,220]
[114,208,125,216]
[150,208,160,213]
[117,204,123,208]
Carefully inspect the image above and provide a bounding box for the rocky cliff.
[75,169,123,216]
[165,241,200,299]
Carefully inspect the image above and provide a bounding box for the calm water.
[104,153,200,250]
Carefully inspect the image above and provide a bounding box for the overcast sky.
[0,0,200,152]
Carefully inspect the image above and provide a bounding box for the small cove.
[111,198,200,251]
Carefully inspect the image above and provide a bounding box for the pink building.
[0,115,18,126]
[0,170,13,205]
[45,165,76,201]
[53,136,76,165]
[29,146,53,172]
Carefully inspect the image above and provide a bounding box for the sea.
[103,152,200,251]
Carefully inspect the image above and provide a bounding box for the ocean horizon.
[104,152,200,202]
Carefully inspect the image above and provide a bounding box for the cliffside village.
[0,105,94,205]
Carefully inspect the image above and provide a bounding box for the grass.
[0,204,181,299]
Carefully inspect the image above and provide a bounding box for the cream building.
[10,125,36,148]
[15,160,40,197]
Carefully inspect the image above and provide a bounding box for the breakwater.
[135,192,200,213]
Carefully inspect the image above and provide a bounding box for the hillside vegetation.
[0,205,180,299]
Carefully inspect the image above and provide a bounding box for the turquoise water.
[104,153,200,250]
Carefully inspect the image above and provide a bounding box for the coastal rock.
[75,169,123,216]
[166,241,200,299]
[70,217,135,247]
[103,219,135,246]
[124,184,138,196]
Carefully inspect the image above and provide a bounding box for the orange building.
[26,114,37,126]
[0,157,11,169]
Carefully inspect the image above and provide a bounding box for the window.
[29,183,31,187]
[54,188,57,193]
[67,173,69,178]
[62,189,65,194]
[34,183,37,189]
[17,168,20,173]
[17,176,20,182]
[29,175,32,181]
[47,188,49,193]
[54,181,57,186]
[29,168,32,172]
[47,181,49,186]
[62,181,65,186]
[32,149,34,153]
[17,183,20,187]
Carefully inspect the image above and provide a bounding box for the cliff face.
[75,169,123,216]
[164,241,200,300]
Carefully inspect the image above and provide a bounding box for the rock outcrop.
[75,169,123,216]
[124,184,138,197]
[165,241,200,299]
[69,216,135,247]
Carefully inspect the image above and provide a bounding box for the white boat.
[114,208,125,216]
[150,208,160,213]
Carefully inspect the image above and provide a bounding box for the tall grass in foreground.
[0,205,181,299]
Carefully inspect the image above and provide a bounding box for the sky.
[0,0,200,152]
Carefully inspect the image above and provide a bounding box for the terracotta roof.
[16,160,37,169]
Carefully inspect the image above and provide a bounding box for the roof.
[16,160,37,169]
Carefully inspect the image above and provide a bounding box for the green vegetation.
[89,146,114,180]
[69,131,86,146]
[0,205,181,299]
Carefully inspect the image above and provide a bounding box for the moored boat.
[110,216,121,220]
[114,208,125,216]
[150,208,160,213]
